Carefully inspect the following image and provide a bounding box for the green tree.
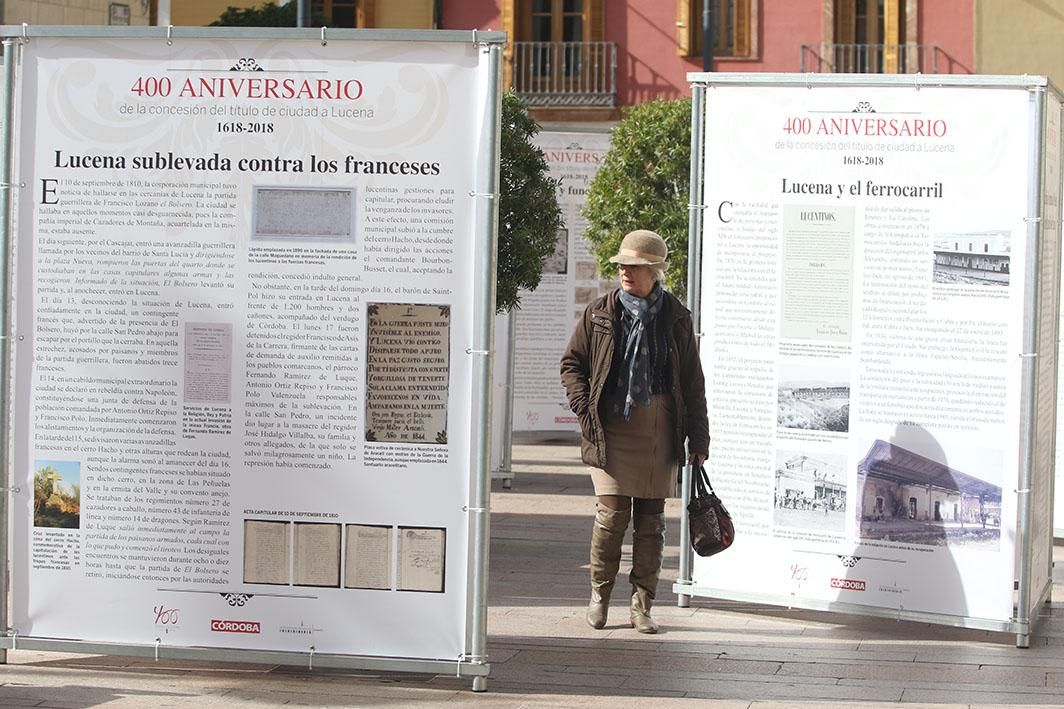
[497,90,563,312]
[210,1,324,26]
[582,98,692,299]
[33,466,59,516]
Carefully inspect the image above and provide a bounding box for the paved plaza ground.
[2,441,1063,708]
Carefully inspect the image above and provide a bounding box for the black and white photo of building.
[932,230,1010,286]
[251,186,357,243]
[774,450,847,533]
[542,228,569,275]
[777,366,850,433]
[856,439,1001,548]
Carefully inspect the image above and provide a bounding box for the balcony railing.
[512,41,616,107]
[800,43,947,74]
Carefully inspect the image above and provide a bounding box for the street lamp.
[702,0,713,72]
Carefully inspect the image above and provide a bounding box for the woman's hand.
[687,452,706,467]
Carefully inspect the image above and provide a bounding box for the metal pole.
[469,41,503,692]
[0,37,19,665]
[499,310,516,489]
[702,0,713,72]
[677,81,707,608]
[297,0,306,28]
[1015,85,1046,649]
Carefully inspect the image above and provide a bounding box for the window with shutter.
[676,0,754,59]
[502,0,605,91]
[313,0,374,27]
[832,0,910,73]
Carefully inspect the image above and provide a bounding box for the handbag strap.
[690,463,714,499]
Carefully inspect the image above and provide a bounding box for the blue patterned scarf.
[614,283,665,419]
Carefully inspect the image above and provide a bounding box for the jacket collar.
[597,287,689,324]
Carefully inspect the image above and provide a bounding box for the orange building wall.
[171,0,269,26]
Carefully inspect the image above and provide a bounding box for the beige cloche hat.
[608,229,669,267]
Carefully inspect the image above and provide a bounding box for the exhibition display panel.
[676,74,1063,644]
[490,130,612,483]
[509,130,611,435]
[2,26,503,689]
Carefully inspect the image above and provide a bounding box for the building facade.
[14,0,1064,108]
[975,1,1064,87]
[933,230,1011,285]
[3,0,152,25]
[161,0,431,30]
[856,439,1002,538]
[775,454,845,510]
[446,0,981,122]
[165,0,257,26]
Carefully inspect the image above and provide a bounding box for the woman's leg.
[629,496,666,633]
[598,495,633,512]
[586,495,632,628]
[633,498,664,515]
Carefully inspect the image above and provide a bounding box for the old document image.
[365,303,451,444]
[252,186,356,242]
[242,520,290,585]
[293,522,341,587]
[183,322,233,403]
[780,205,854,342]
[397,527,445,593]
[344,524,392,590]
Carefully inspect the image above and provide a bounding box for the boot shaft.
[629,512,666,601]
[629,511,666,634]
[587,503,631,629]
[590,503,631,596]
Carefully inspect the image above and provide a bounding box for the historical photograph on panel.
[344,524,392,590]
[773,450,847,533]
[574,286,597,305]
[33,460,80,529]
[856,439,1001,548]
[243,519,291,585]
[251,186,356,242]
[183,322,233,404]
[365,303,450,444]
[932,230,1010,286]
[542,228,569,275]
[397,527,446,593]
[293,522,341,587]
[777,363,850,433]
[575,260,598,281]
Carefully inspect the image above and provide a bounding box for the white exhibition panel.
[510,130,610,433]
[1028,86,1062,615]
[14,36,493,661]
[1048,90,1064,539]
[692,78,1059,626]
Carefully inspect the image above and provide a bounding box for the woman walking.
[560,229,709,634]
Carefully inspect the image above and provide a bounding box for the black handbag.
[687,464,734,557]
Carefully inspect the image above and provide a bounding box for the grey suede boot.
[629,512,666,634]
[586,504,631,629]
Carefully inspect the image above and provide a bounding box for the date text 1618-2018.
[217,122,275,134]
[843,155,884,166]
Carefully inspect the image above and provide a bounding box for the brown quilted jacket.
[559,288,710,469]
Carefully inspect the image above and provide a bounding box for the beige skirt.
[591,393,677,499]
